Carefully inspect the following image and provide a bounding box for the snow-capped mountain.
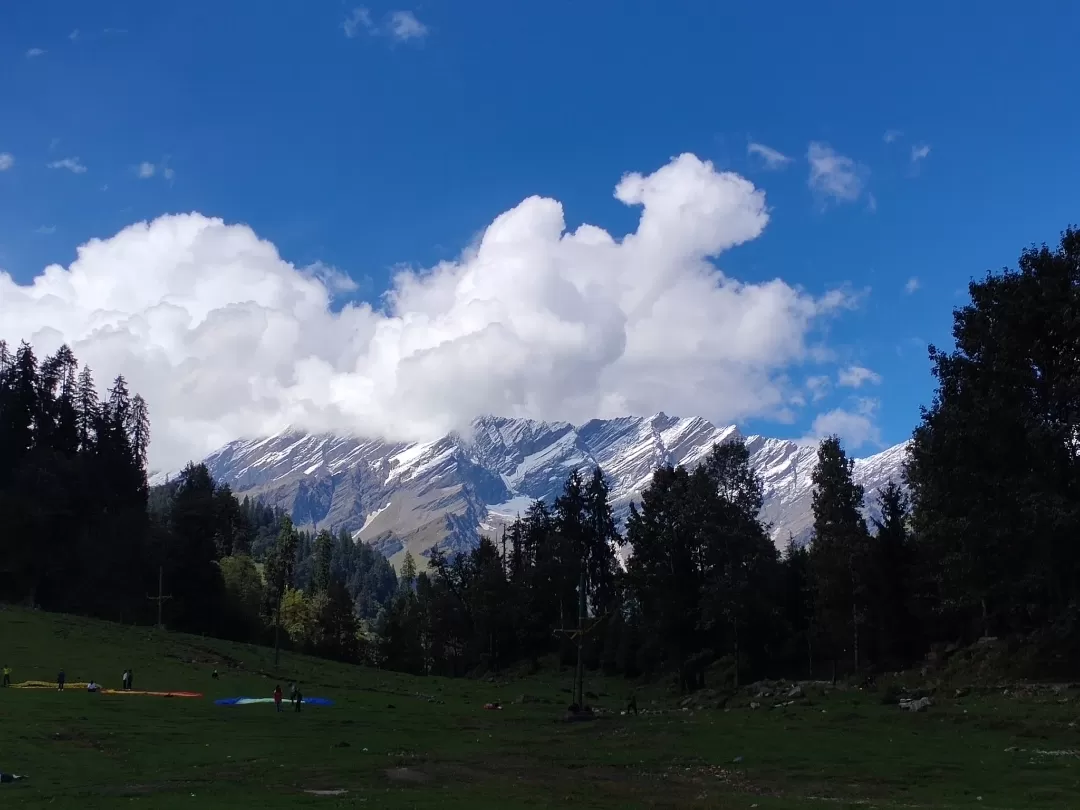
[162,414,907,569]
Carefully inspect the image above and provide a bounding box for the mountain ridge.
[152,414,908,569]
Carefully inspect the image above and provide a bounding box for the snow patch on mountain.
[160,413,908,568]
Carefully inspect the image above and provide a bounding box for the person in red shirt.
[273,684,283,712]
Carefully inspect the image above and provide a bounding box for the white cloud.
[807,142,866,205]
[69,29,80,41]
[137,161,174,182]
[807,398,881,450]
[35,225,57,235]
[904,276,920,294]
[0,153,13,171]
[911,144,931,164]
[747,142,791,170]
[26,48,46,58]
[344,7,427,42]
[343,7,374,38]
[883,130,902,144]
[0,153,859,472]
[387,11,429,42]
[47,157,87,174]
[806,375,830,401]
[837,365,881,388]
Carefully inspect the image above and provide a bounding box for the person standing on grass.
[294,687,303,713]
[289,681,297,707]
[273,684,283,712]
[2,664,10,687]
[128,668,134,690]
[57,669,65,691]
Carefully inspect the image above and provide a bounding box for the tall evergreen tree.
[809,436,869,675]
[868,482,916,667]
[907,228,1080,639]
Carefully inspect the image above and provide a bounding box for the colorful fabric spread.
[11,681,201,697]
[214,696,334,707]
[101,689,203,698]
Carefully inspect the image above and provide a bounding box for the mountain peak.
[177,414,908,569]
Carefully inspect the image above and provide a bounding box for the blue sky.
[2,0,1079,462]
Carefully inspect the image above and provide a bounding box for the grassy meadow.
[1,607,1079,808]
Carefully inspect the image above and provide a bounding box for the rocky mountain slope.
[162,414,907,569]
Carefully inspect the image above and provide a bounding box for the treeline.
[374,438,912,686]
[375,228,1080,686]
[0,343,397,659]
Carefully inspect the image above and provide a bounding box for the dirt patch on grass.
[385,766,432,784]
[50,727,116,756]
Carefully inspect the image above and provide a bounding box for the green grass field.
[1,608,1079,809]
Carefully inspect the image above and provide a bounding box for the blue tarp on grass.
[214,696,334,707]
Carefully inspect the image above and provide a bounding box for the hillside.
[2,607,1078,809]
[158,413,907,569]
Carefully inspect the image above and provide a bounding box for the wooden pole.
[574,566,586,708]
[146,566,172,630]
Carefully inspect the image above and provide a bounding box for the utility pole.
[146,566,172,630]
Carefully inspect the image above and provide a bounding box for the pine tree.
[267,515,300,664]
[809,436,869,676]
[75,365,99,452]
[869,482,915,667]
[312,529,334,594]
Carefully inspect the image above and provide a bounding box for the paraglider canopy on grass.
[214,696,334,706]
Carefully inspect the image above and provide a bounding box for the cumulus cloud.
[837,365,881,388]
[48,157,87,174]
[137,162,156,178]
[904,276,920,294]
[747,142,791,170]
[26,48,46,58]
[1,153,857,472]
[0,153,13,171]
[808,397,881,450]
[807,142,866,205]
[911,144,931,164]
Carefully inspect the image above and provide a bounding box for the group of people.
[273,682,304,712]
[52,668,133,692]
